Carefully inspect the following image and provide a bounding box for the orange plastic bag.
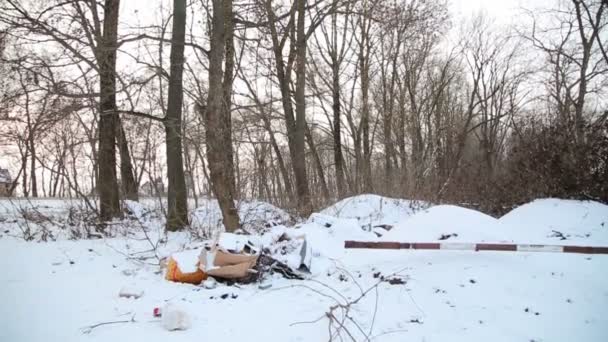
[165,257,207,284]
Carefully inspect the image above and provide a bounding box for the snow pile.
[321,194,424,228]
[379,199,608,245]
[382,205,501,242]
[190,199,292,236]
[498,198,608,245]
[2,196,608,342]
[282,213,378,272]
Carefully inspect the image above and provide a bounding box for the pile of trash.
[165,231,310,286]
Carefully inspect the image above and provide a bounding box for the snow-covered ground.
[1,196,607,341]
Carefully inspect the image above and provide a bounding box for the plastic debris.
[161,304,191,331]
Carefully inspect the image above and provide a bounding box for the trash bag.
[165,257,207,284]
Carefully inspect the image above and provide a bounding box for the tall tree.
[294,0,313,213]
[165,0,189,230]
[204,0,240,232]
[353,0,376,193]
[311,1,352,198]
[263,0,335,214]
[97,0,121,220]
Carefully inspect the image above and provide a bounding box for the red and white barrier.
[344,241,608,254]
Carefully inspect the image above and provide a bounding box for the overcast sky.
[450,0,556,23]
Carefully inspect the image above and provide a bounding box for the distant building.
[0,168,13,197]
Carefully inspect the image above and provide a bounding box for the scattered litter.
[118,286,143,299]
[200,248,258,280]
[161,304,191,331]
[438,233,458,240]
[374,224,393,231]
[549,230,568,240]
[165,255,206,285]
[121,269,137,276]
[258,280,272,290]
[387,277,406,285]
[166,232,305,286]
[203,278,217,289]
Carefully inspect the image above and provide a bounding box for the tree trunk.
[165,0,189,231]
[332,68,346,198]
[263,114,294,202]
[359,14,373,193]
[29,134,38,197]
[265,0,312,216]
[305,123,330,202]
[294,0,313,215]
[116,118,138,200]
[97,0,121,221]
[204,0,240,232]
[221,3,238,201]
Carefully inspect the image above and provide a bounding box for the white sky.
[450,0,556,23]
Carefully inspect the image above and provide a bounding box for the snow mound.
[303,213,378,257]
[190,199,292,236]
[320,194,424,227]
[498,198,608,245]
[382,205,501,242]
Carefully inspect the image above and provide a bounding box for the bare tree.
[523,0,607,140]
[204,0,240,232]
[164,0,189,231]
[310,0,353,198]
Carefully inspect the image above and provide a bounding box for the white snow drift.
[0,195,607,342]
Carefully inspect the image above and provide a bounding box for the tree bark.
[358,4,373,193]
[98,0,121,221]
[116,118,138,200]
[29,134,37,197]
[204,0,240,232]
[165,0,189,231]
[332,66,346,198]
[294,0,313,214]
[305,123,330,202]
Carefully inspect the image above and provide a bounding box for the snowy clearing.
[1,195,607,342]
